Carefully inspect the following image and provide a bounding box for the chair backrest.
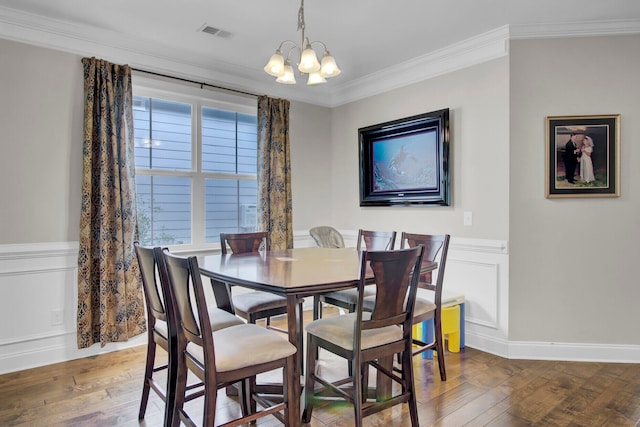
[163,251,216,367]
[220,232,269,255]
[400,233,450,307]
[357,246,424,335]
[356,229,397,251]
[134,242,169,325]
[309,226,345,248]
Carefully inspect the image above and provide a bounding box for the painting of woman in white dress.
[580,135,595,183]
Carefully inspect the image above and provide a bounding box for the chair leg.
[313,295,322,320]
[434,315,447,381]
[284,354,295,427]
[165,341,178,427]
[360,363,369,403]
[302,335,317,423]
[402,345,419,426]
[172,352,188,427]
[239,377,256,416]
[352,358,363,427]
[138,338,156,420]
[297,301,305,376]
[202,380,217,427]
[249,376,257,414]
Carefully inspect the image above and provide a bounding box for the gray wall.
[0,39,83,244]
[289,101,333,232]
[509,35,640,344]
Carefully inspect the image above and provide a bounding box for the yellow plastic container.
[412,322,423,340]
[441,304,460,352]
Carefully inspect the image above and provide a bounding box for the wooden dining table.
[198,246,436,425]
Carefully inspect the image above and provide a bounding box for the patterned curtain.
[77,57,146,348]
[257,96,293,250]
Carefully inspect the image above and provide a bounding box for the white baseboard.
[506,340,640,363]
[0,329,146,375]
[464,331,640,363]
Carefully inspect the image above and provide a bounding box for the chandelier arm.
[308,40,329,52]
[277,40,299,52]
[276,41,302,62]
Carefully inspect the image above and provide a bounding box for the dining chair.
[363,232,451,381]
[314,229,396,319]
[302,246,425,427]
[163,250,297,427]
[309,225,345,248]
[220,232,303,336]
[133,243,244,426]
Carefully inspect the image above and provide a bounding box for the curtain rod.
[131,68,260,98]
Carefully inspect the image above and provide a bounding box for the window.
[133,86,258,249]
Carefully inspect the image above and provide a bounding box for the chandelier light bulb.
[264,50,285,77]
[298,41,321,73]
[307,71,326,85]
[320,51,341,77]
[276,60,296,84]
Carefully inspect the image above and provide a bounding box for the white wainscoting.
[443,237,510,357]
[0,242,145,375]
[2,236,638,374]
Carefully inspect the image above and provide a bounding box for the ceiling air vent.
[200,25,233,39]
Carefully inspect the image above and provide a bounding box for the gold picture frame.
[545,114,620,198]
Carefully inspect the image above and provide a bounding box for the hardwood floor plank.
[432,388,509,426]
[1,311,639,426]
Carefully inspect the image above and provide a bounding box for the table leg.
[376,356,393,401]
[286,295,302,425]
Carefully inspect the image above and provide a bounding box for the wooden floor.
[1,312,639,426]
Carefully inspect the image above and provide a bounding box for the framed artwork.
[545,114,620,198]
[358,108,450,206]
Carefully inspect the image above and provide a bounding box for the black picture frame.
[359,108,450,206]
[545,114,620,198]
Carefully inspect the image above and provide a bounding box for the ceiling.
[1,0,640,106]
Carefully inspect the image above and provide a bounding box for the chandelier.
[263,0,341,85]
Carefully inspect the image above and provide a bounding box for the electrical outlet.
[463,211,473,226]
[51,309,63,326]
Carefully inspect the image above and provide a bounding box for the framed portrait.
[358,109,450,206]
[545,114,620,198]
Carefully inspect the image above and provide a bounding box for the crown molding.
[328,25,511,107]
[510,18,640,39]
[2,6,639,108]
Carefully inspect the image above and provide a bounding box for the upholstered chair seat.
[186,323,296,372]
[232,292,294,319]
[305,312,402,351]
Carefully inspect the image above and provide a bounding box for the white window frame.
[132,74,258,253]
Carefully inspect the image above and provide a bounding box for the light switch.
[463,211,473,226]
